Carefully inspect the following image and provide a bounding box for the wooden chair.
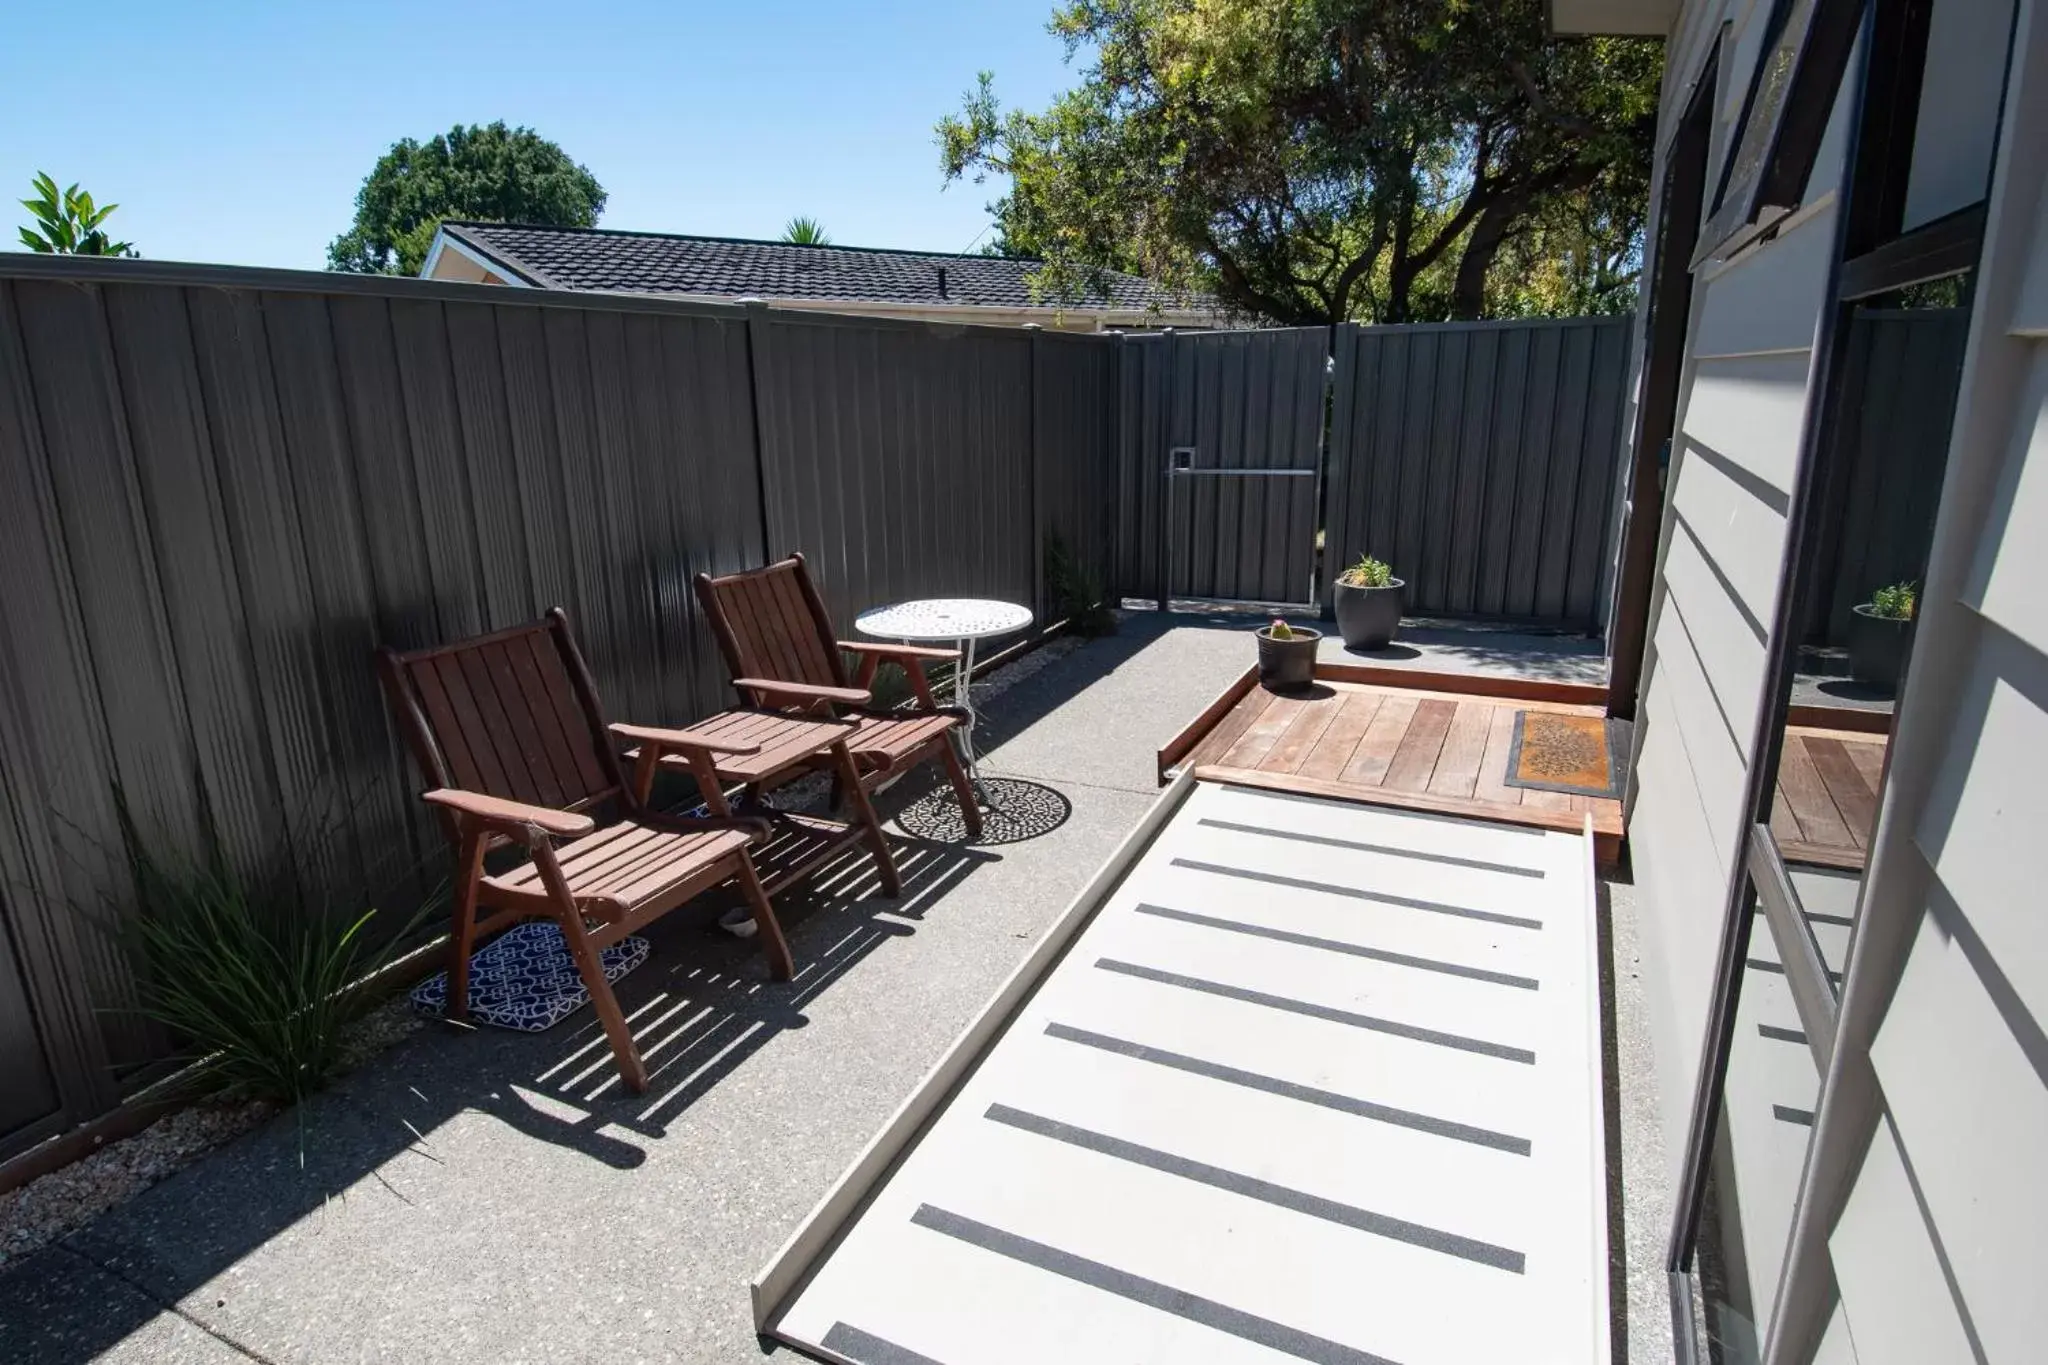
[694,554,983,838]
[377,609,790,1093]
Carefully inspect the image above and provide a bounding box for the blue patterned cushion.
[411,921,651,1033]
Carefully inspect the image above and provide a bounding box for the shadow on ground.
[0,618,1213,1365]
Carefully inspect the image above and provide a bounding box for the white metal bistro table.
[854,597,1032,807]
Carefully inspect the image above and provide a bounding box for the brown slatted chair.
[377,609,790,1092]
[694,554,983,838]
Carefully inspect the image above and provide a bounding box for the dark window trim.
[1844,0,1937,254]
[1839,202,1988,300]
[1695,0,1867,265]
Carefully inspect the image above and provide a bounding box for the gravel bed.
[0,995,421,1270]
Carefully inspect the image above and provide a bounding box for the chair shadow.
[10,773,1012,1363]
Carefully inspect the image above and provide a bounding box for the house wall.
[1627,0,1858,1191]
[1619,0,2042,1359]
[1767,4,2045,1361]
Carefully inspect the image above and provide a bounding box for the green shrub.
[1337,554,1393,588]
[1868,581,1918,620]
[1046,534,1118,637]
[115,798,428,1106]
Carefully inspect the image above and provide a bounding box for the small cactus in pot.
[1256,617,1320,691]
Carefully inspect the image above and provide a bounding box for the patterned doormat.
[1503,712,1630,800]
[411,921,651,1032]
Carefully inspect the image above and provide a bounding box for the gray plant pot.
[1848,603,1914,690]
[1256,625,1321,692]
[1333,579,1406,651]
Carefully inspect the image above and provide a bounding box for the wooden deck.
[1163,665,1625,865]
[1769,723,1890,871]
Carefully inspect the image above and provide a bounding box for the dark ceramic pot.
[1848,603,1914,690]
[1256,625,1321,691]
[1334,579,1406,650]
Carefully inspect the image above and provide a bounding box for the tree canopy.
[18,173,135,256]
[328,121,606,275]
[938,0,1661,325]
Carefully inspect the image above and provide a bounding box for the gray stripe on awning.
[1134,904,1541,991]
[1173,858,1544,931]
[985,1103,1527,1273]
[1095,958,1535,1064]
[910,1204,1402,1365]
[1045,1022,1533,1156]
[1196,818,1547,879]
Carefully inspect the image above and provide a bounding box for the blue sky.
[1,0,1082,270]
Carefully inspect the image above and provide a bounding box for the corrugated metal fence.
[1116,327,1329,605]
[1804,307,1968,646]
[0,259,1120,1162]
[0,258,1630,1163]
[1322,317,1633,626]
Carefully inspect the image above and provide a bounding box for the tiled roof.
[441,222,1206,314]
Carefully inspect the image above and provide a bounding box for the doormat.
[411,921,651,1032]
[1503,712,1630,800]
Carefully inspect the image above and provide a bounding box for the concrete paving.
[0,612,1672,1365]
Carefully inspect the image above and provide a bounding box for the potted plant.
[1256,618,1320,691]
[1848,580,1917,689]
[1333,554,1405,650]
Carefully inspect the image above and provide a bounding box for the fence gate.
[1117,327,1329,607]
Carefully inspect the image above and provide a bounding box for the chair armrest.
[839,640,962,663]
[608,722,760,756]
[422,789,594,840]
[734,678,872,707]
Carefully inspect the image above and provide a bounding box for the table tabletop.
[854,597,1033,644]
[667,708,855,783]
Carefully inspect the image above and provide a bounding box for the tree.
[18,173,135,256]
[328,122,605,275]
[783,216,832,245]
[938,0,1660,326]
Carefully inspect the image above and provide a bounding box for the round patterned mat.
[894,776,1072,845]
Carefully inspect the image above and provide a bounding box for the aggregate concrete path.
[0,614,1672,1365]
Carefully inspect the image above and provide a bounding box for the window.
[1697,0,1866,261]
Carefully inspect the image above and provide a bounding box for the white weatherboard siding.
[1626,0,1857,1196]
[1768,5,2048,1359]
[770,783,1607,1365]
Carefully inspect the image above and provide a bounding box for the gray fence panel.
[751,314,1038,640]
[1805,307,1968,646]
[1324,316,1632,627]
[1115,328,1326,606]
[0,262,772,1160]
[1034,332,1122,609]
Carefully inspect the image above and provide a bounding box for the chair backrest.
[694,554,847,696]
[377,610,624,833]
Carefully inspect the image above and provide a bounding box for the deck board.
[1168,677,1623,862]
[1768,725,1893,871]
[1427,701,1494,799]
[1296,691,1384,782]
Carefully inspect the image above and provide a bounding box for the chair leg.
[448,833,486,1020]
[736,856,794,981]
[529,843,648,1092]
[939,738,984,838]
[833,741,902,897]
[556,910,649,1092]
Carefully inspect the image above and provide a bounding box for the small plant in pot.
[1256,617,1321,691]
[1848,580,1917,690]
[1333,554,1405,651]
